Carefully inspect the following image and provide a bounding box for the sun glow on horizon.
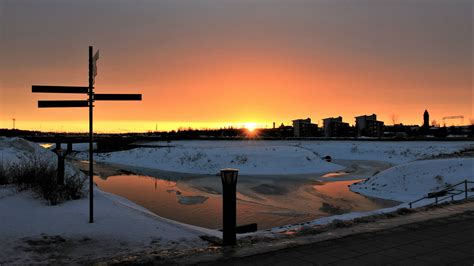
[0,120,275,133]
[243,122,258,132]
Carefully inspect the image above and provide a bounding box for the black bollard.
[220,168,239,246]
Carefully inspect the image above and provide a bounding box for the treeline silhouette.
[1,125,473,140]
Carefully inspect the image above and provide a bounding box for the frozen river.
[74,159,399,229]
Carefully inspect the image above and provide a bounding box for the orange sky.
[0,0,472,132]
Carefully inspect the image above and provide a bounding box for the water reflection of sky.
[321,172,347,178]
[39,143,54,149]
[94,174,397,230]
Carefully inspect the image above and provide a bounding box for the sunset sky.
[0,0,472,132]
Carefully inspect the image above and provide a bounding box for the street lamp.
[220,168,239,246]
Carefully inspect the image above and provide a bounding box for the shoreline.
[70,157,392,180]
[70,157,399,230]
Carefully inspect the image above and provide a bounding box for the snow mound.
[0,137,214,263]
[140,140,472,164]
[0,137,80,177]
[0,137,55,166]
[293,140,473,164]
[350,158,474,202]
[90,142,344,175]
[95,140,473,174]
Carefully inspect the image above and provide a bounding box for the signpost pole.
[32,46,141,224]
[88,46,94,223]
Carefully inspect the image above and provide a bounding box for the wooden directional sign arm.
[32,85,89,94]
[38,100,89,108]
[94,94,142,101]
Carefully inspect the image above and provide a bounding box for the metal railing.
[409,180,474,208]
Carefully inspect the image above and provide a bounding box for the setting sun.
[244,122,258,132]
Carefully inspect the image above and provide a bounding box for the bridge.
[23,135,141,152]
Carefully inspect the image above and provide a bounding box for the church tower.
[423,110,429,128]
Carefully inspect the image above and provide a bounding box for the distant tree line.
[1,124,473,140]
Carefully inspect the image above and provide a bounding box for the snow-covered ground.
[350,158,474,202]
[292,140,471,164]
[73,140,473,175]
[77,141,347,175]
[1,137,473,263]
[2,137,79,176]
[0,187,215,263]
[0,137,215,263]
[2,137,56,165]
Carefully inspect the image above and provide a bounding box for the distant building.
[384,124,420,138]
[446,125,474,138]
[292,118,318,137]
[423,110,430,128]
[322,116,350,137]
[420,109,431,135]
[355,114,384,137]
[278,123,294,138]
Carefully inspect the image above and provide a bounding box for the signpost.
[32,46,142,223]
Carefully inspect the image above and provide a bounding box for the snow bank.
[141,140,472,165]
[0,137,215,263]
[293,140,472,164]
[86,141,345,175]
[1,137,55,165]
[0,187,214,243]
[350,158,474,202]
[268,203,408,235]
[81,140,472,175]
[1,137,77,177]
[0,185,216,263]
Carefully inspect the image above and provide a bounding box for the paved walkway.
[201,211,474,265]
[101,201,474,265]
